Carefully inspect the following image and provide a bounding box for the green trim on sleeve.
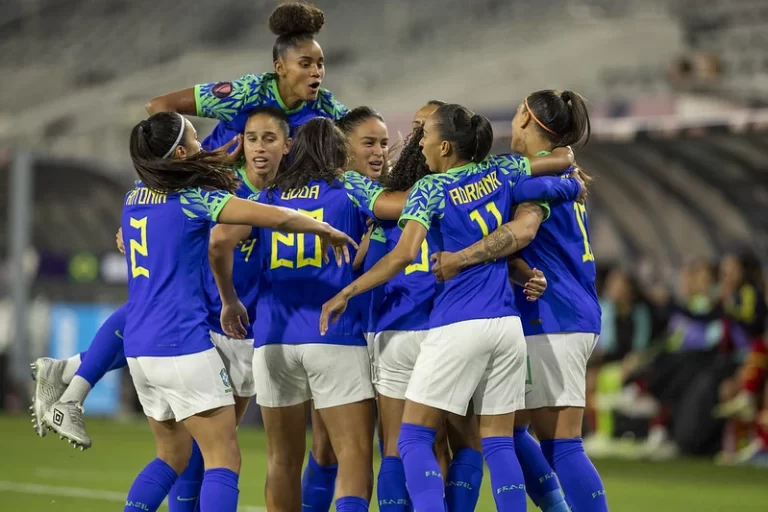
[535,200,551,222]
[210,194,235,223]
[397,214,430,231]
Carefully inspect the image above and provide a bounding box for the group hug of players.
[28,3,607,512]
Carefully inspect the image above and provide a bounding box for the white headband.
[162,113,186,159]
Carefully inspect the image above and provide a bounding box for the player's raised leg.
[37,305,127,448]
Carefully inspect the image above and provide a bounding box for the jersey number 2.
[129,216,150,278]
[573,203,594,262]
[270,208,324,269]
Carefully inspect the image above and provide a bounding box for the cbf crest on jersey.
[220,368,232,393]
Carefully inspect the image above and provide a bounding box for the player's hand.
[431,251,464,282]
[220,300,249,339]
[116,227,125,255]
[319,224,359,267]
[569,166,587,203]
[319,293,349,335]
[524,268,547,301]
[212,135,244,165]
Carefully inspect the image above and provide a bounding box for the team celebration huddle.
[27,3,606,512]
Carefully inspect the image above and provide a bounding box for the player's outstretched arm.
[218,198,358,265]
[320,221,427,334]
[146,88,196,116]
[431,202,546,282]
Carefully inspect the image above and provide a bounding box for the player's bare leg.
[379,394,406,458]
[150,418,194,474]
[318,399,375,502]
[261,402,307,512]
[434,422,451,477]
[183,405,241,472]
[233,396,251,425]
[311,404,338,465]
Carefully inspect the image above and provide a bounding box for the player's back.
[401,161,517,328]
[122,184,232,357]
[254,173,372,347]
[516,178,601,335]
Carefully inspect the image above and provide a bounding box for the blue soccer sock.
[481,436,527,511]
[124,458,178,512]
[377,456,412,511]
[514,427,569,512]
[397,423,445,512]
[199,468,239,512]
[541,438,607,512]
[168,441,204,512]
[75,305,128,387]
[301,451,338,511]
[336,496,370,512]
[445,448,483,512]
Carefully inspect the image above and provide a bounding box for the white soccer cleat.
[30,358,67,438]
[42,401,92,450]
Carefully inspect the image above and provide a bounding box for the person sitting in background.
[713,253,768,465]
[584,268,653,455]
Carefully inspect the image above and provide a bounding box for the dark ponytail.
[272,117,348,191]
[382,125,431,191]
[129,113,238,194]
[524,89,591,148]
[432,104,493,164]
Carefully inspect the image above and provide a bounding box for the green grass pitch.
[0,414,765,511]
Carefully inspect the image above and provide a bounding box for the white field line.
[0,480,266,511]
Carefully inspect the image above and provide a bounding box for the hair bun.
[560,90,572,103]
[139,119,153,137]
[269,2,325,37]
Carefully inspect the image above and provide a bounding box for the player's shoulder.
[490,153,531,176]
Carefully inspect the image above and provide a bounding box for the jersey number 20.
[128,216,150,278]
[270,208,324,269]
[573,203,595,262]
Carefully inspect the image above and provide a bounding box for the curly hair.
[381,126,431,191]
[269,2,325,61]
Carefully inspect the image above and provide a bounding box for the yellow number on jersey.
[270,208,324,269]
[239,238,257,263]
[405,240,429,275]
[129,216,150,278]
[469,201,503,237]
[573,203,594,262]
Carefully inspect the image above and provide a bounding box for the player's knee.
[157,441,193,475]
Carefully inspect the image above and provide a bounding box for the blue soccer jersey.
[399,156,582,329]
[374,220,436,333]
[121,184,233,357]
[195,72,348,150]
[515,167,601,335]
[361,223,388,334]
[253,172,382,347]
[204,165,263,339]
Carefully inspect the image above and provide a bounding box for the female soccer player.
[163,106,293,511]
[146,2,347,150]
[320,103,583,512]
[432,90,607,512]
[118,112,354,512]
[213,117,407,512]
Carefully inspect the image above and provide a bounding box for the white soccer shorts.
[372,330,427,400]
[209,331,256,397]
[524,332,600,409]
[405,316,527,416]
[127,347,235,422]
[252,344,374,409]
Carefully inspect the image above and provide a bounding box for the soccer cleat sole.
[43,423,90,451]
